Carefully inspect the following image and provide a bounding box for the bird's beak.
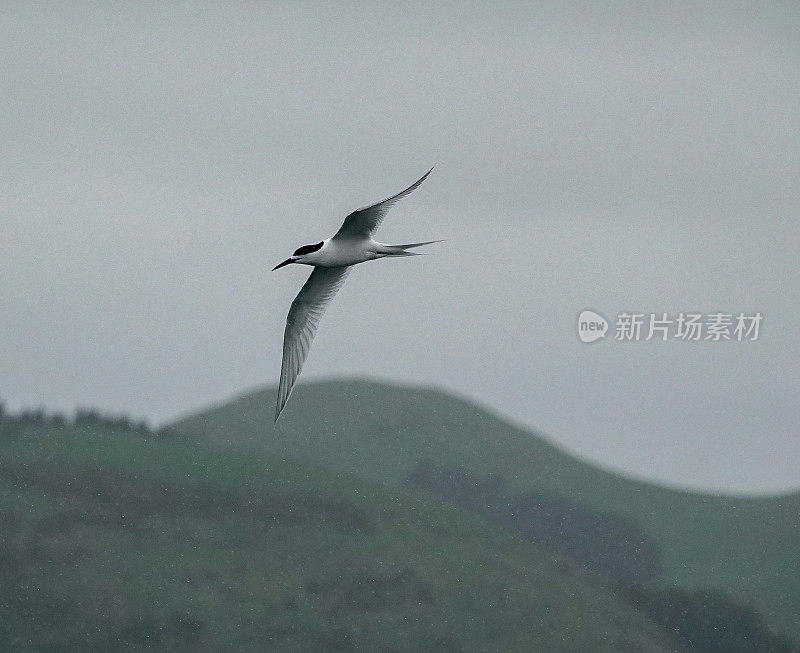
[272,258,295,271]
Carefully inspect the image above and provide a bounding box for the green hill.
[172,378,800,641]
[0,422,676,651]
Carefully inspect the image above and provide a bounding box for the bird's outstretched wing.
[332,167,433,241]
[276,265,351,420]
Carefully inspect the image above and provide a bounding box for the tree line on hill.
[0,401,177,439]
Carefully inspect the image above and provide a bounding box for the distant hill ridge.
[172,378,800,641]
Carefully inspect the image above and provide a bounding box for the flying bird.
[272,168,438,420]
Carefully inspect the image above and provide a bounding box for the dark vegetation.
[407,461,798,653]
[619,586,797,653]
[407,460,661,584]
[0,401,175,439]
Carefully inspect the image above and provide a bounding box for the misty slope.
[0,423,676,652]
[173,378,800,641]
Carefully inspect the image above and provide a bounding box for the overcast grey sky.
[2,2,799,493]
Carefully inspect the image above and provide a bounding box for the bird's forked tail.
[381,240,443,256]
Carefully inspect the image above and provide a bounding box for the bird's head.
[272,241,324,270]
